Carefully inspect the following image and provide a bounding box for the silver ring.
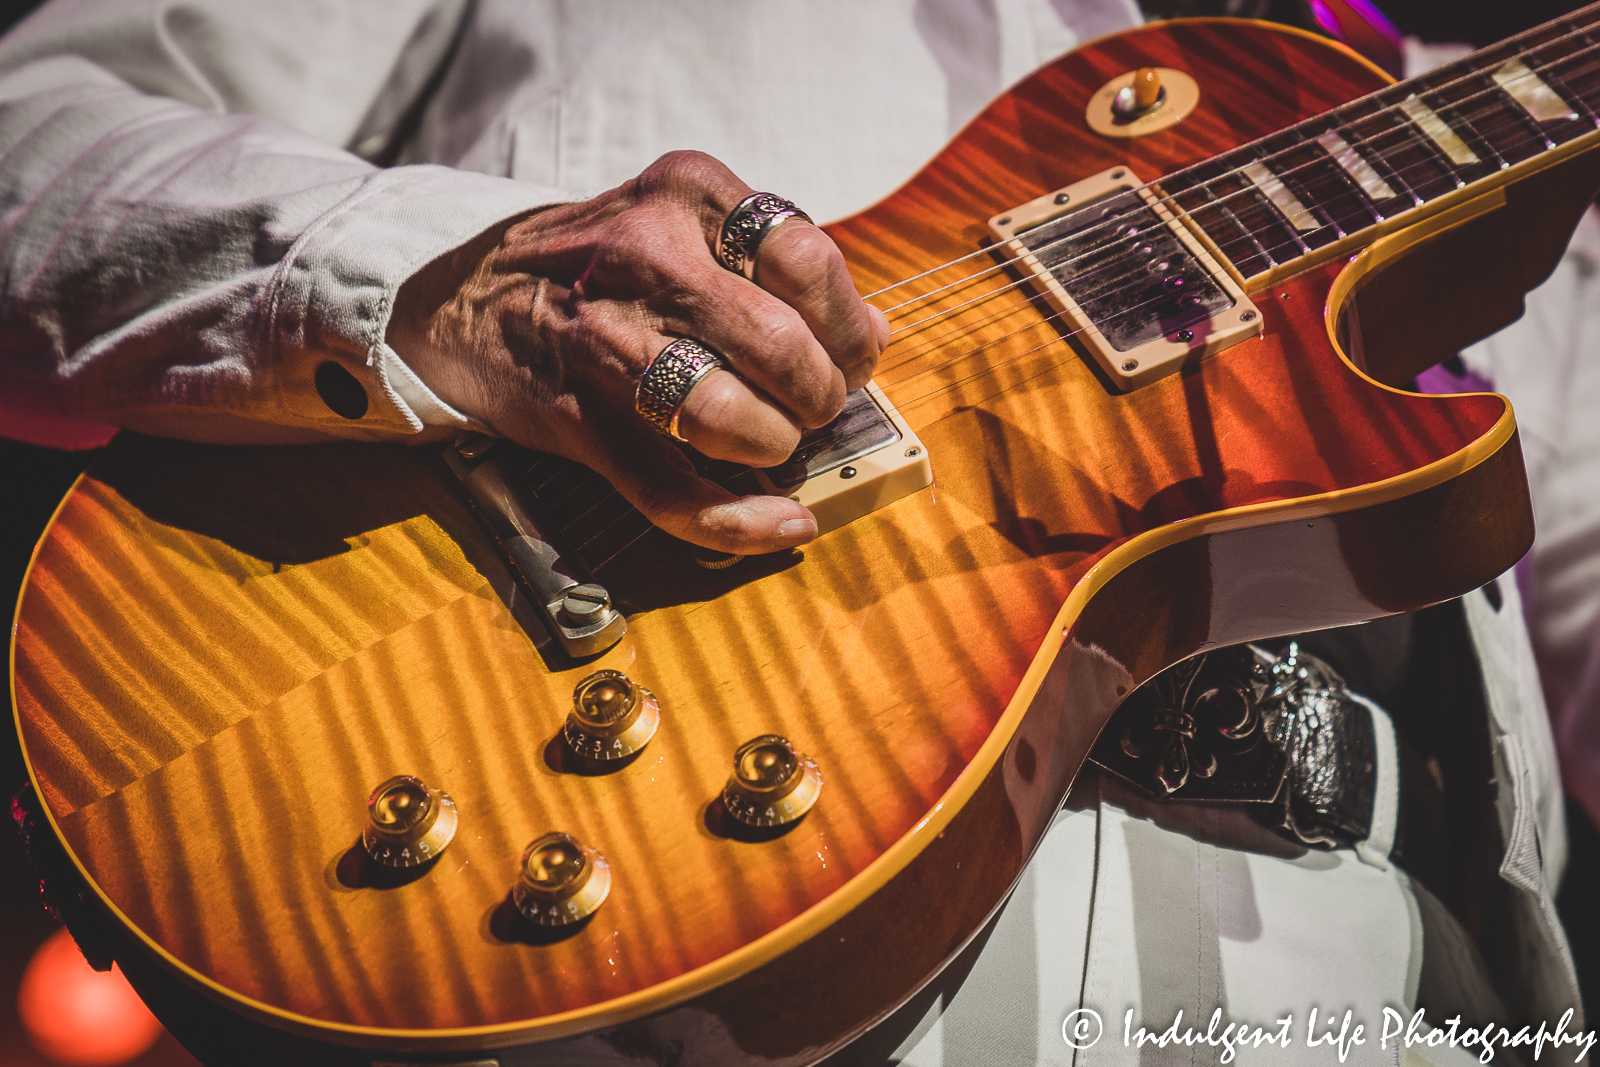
[636,338,725,441]
[717,192,812,281]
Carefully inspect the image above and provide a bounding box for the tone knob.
[513,832,612,925]
[362,775,458,867]
[721,735,823,827]
[564,670,660,761]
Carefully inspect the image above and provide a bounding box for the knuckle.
[756,308,809,356]
[687,372,744,425]
[777,224,841,281]
[645,150,733,205]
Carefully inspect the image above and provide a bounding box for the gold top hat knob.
[721,735,824,827]
[513,832,612,925]
[564,670,660,760]
[362,775,458,867]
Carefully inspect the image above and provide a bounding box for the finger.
[626,330,801,467]
[753,221,888,391]
[672,267,847,429]
[577,414,817,554]
[673,367,801,468]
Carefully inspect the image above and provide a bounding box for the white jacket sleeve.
[0,0,568,446]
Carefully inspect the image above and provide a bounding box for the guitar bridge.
[989,165,1262,390]
[445,382,930,657]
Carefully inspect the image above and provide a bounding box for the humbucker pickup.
[989,165,1263,390]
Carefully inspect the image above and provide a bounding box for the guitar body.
[12,18,1570,1067]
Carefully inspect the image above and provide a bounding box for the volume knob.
[362,775,458,867]
[513,833,612,926]
[721,735,823,827]
[564,670,660,761]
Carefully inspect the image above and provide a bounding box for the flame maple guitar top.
[11,18,1543,1066]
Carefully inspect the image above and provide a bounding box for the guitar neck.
[1162,2,1600,288]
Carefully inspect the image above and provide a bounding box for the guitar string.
[876,68,1573,400]
[883,58,1600,379]
[864,7,1600,308]
[866,14,1600,322]
[858,0,1600,308]
[872,88,1598,373]
[562,20,1600,562]
[572,45,1600,562]
[876,43,1600,381]
[877,33,1600,346]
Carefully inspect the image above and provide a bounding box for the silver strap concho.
[717,193,812,281]
[636,338,725,441]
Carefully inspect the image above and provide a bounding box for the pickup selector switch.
[362,775,458,867]
[514,832,612,925]
[564,670,660,761]
[721,735,823,827]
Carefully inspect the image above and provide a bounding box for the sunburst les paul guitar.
[13,10,1600,1066]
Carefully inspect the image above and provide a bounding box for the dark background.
[2,0,1597,1064]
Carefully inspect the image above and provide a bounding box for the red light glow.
[17,927,164,1066]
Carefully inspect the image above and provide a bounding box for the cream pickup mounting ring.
[989,165,1262,391]
[1087,67,1199,138]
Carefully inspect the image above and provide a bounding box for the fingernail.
[777,517,816,543]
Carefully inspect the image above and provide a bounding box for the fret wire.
[533,14,1600,557]
[1464,56,1564,157]
[1097,37,1600,286]
[1200,181,1284,267]
[1331,112,1423,207]
[540,468,610,513]
[1432,86,1509,169]
[1172,26,1600,255]
[1164,19,1593,258]
[1206,195,1275,268]
[1203,61,1600,275]
[1279,135,1389,235]
[1494,74,1561,150]
[1161,182,1270,278]
[1241,141,1344,235]
[884,27,1600,396]
[1311,138,1385,225]
[1386,104,1468,189]
[944,38,1600,340]
[1536,63,1600,126]
[878,22,1600,315]
[573,498,655,554]
[1278,167,1346,238]
[1419,66,1587,165]
[881,27,1600,350]
[1446,75,1542,161]
[1216,198,1280,268]
[1545,19,1600,125]
[1221,112,1554,269]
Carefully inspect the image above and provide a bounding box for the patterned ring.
[717,192,813,281]
[635,338,726,441]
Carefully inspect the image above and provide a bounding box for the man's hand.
[387,151,889,554]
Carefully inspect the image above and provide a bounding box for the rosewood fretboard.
[1156,3,1600,283]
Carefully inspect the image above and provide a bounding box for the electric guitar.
[14,10,1600,1065]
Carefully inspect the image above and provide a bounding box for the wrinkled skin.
[388,151,889,554]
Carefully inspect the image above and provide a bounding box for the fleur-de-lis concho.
[1095,646,1284,800]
